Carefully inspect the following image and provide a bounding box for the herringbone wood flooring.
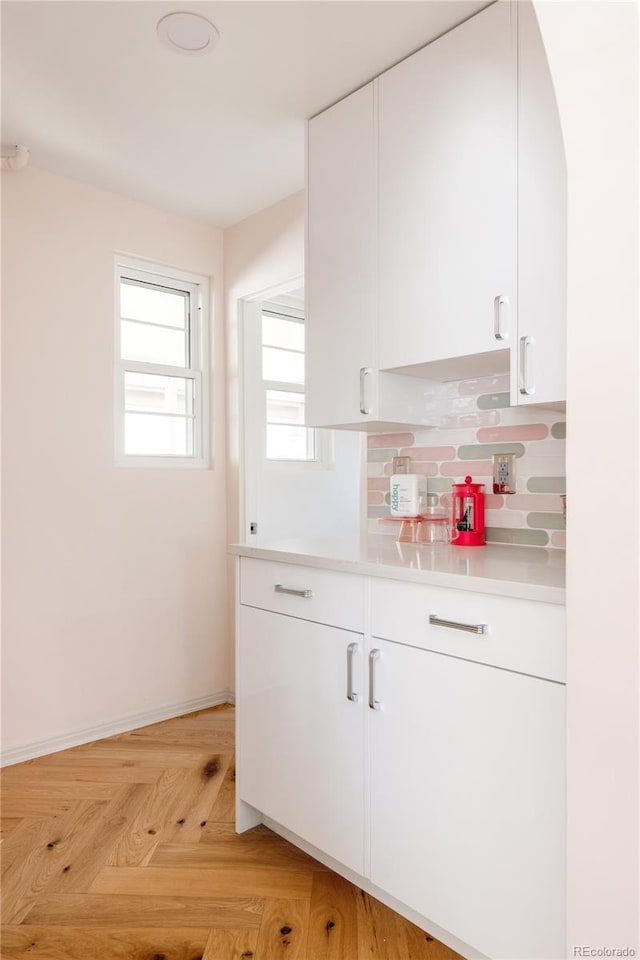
[0,705,461,959]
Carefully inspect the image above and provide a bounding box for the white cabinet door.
[307,82,377,428]
[237,604,365,874]
[368,639,565,959]
[514,0,567,405]
[307,83,439,431]
[378,0,517,376]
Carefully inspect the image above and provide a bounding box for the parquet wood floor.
[0,705,461,960]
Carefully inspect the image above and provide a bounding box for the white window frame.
[114,255,210,468]
[251,302,333,472]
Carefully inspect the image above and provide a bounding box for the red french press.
[451,475,486,546]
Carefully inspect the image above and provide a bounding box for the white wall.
[243,300,363,545]
[534,2,639,953]
[1,165,230,759]
[248,432,362,545]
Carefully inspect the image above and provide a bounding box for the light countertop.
[229,535,566,604]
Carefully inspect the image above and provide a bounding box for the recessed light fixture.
[157,12,220,56]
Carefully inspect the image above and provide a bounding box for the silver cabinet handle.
[429,614,488,636]
[519,336,535,395]
[359,367,372,415]
[368,649,381,710]
[274,584,313,598]
[494,295,509,341]
[346,642,358,702]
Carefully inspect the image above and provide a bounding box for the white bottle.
[390,474,427,517]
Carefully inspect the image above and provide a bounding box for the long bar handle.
[359,367,372,415]
[368,649,381,710]
[429,614,488,636]
[519,336,535,396]
[494,295,509,341]
[274,584,313,598]
[347,642,358,702]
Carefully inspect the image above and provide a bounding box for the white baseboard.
[1,690,236,767]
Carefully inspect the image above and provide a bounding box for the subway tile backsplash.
[367,374,566,549]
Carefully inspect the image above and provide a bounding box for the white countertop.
[229,534,566,604]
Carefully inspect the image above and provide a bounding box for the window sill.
[115,455,211,469]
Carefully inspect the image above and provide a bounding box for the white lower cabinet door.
[368,638,565,960]
[238,605,365,874]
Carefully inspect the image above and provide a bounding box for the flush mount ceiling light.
[157,12,220,56]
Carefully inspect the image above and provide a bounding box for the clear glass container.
[417,506,451,545]
[398,517,423,543]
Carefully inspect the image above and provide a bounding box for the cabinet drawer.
[372,579,565,682]
[240,558,364,633]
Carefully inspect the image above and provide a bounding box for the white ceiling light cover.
[157,12,220,56]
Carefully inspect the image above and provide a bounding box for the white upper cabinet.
[306,0,567,427]
[514,0,567,405]
[307,82,377,429]
[378,0,517,379]
[307,82,439,431]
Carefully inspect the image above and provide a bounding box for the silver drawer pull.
[369,649,381,710]
[429,614,488,636]
[274,584,313,598]
[347,642,358,702]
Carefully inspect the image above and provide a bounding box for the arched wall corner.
[532,1,639,953]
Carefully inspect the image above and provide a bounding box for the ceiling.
[1,1,487,228]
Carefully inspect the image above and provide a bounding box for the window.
[260,305,327,464]
[115,257,209,466]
